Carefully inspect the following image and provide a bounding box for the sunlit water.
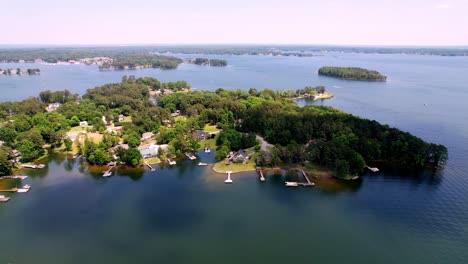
[1,53,468,263]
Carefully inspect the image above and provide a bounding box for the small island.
[318,66,387,81]
[0,68,40,75]
[186,58,228,67]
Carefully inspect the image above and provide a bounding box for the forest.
[318,66,387,81]
[0,77,447,178]
[98,54,183,70]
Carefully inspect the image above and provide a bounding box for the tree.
[64,138,73,151]
[0,146,13,176]
[214,145,229,161]
[122,148,142,167]
[17,139,41,162]
[0,126,18,147]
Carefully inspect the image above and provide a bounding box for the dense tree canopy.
[318,66,387,81]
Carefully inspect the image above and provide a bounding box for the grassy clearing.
[212,153,258,173]
[144,157,161,164]
[203,124,220,133]
[68,126,91,132]
[122,116,132,123]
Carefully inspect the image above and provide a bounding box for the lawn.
[212,153,258,173]
[122,116,132,123]
[69,125,91,132]
[198,134,219,150]
[203,124,220,133]
[144,157,161,164]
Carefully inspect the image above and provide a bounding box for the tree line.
[318,66,387,81]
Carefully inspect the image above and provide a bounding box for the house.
[138,144,168,158]
[106,126,123,134]
[118,114,125,122]
[192,130,210,141]
[46,103,61,112]
[112,143,129,152]
[79,121,88,127]
[171,110,181,117]
[228,150,249,163]
[141,132,155,141]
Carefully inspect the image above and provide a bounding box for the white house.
[79,121,88,127]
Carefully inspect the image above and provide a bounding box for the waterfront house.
[192,130,210,141]
[138,144,168,158]
[141,132,155,141]
[46,103,61,112]
[228,150,249,163]
[118,114,125,122]
[79,121,88,127]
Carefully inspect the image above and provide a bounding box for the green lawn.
[203,124,220,133]
[198,134,219,150]
[122,116,132,123]
[144,157,161,164]
[212,153,258,173]
[69,125,91,132]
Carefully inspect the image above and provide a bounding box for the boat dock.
[204,147,211,153]
[103,164,115,177]
[198,162,209,166]
[0,175,28,180]
[257,167,265,182]
[0,188,18,192]
[22,164,45,169]
[285,170,315,187]
[366,166,380,172]
[145,161,156,171]
[225,171,233,184]
[167,159,176,165]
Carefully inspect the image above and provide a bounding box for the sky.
[2,0,468,46]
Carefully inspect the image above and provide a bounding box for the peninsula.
[0,77,447,179]
[318,66,387,81]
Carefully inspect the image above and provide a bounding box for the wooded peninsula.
[0,77,447,179]
[318,66,387,81]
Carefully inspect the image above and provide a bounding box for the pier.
[257,167,265,182]
[366,166,380,172]
[225,171,233,184]
[22,164,45,169]
[285,170,315,187]
[145,161,156,171]
[103,164,115,177]
[0,176,28,180]
[0,188,18,192]
[185,153,197,160]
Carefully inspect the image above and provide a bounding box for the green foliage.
[63,138,73,151]
[214,145,229,161]
[17,139,42,162]
[318,66,387,81]
[122,148,142,167]
[0,146,13,176]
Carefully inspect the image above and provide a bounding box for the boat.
[198,162,209,166]
[204,147,211,153]
[0,195,10,203]
[23,184,31,189]
[17,188,29,193]
[185,153,197,160]
[366,166,380,172]
[285,181,299,187]
[35,164,45,169]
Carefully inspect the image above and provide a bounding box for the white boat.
[17,188,29,193]
[285,181,299,187]
[204,147,211,153]
[0,195,10,202]
[198,162,209,166]
[23,184,31,189]
[367,166,380,172]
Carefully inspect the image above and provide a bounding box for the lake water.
[1,53,468,263]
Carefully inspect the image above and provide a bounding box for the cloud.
[435,3,451,8]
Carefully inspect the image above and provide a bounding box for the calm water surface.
[1,53,468,263]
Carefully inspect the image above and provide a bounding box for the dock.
[145,161,156,171]
[0,188,18,192]
[366,166,380,172]
[204,147,211,153]
[22,164,45,169]
[0,175,28,180]
[285,170,315,187]
[103,164,114,177]
[225,171,233,184]
[198,162,209,166]
[256,167,265,182]
[167,159,176,165]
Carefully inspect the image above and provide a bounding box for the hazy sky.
[2,0,468,45]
